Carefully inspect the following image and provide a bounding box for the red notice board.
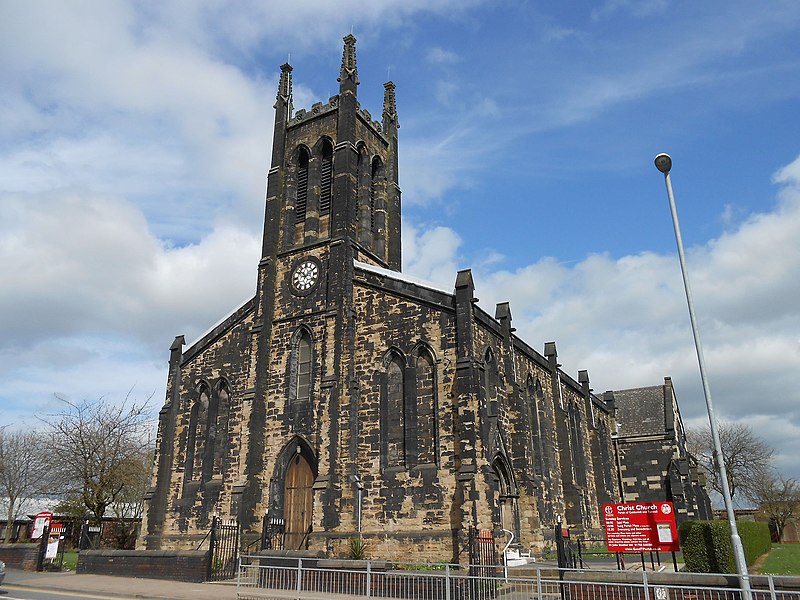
[602,502,680,553]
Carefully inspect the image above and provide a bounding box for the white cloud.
[591,0,669,21]
[0,187,261,427]
[401,154,800,476]
[426,47,460,65]
[0,191,260,352]
[402,221,463,288]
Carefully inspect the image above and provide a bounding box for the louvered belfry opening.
[319,141,332,216]
[296,148,309,222]
[370,157,382,230]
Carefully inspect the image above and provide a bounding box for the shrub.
[679,520,771,573]
[737,520,771,565]
[348,537,369,560]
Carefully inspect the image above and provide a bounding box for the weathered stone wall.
[154,304,257,549]
[347,276,460,562]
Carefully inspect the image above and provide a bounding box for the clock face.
[291,259,319,293]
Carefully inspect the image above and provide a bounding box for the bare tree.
[0,427,52,543]
[687,421,773,502]
[110,448,154,548]
[40,394,154,526]
[747,472,800,542]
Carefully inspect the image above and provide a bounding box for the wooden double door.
[283,452,314,550]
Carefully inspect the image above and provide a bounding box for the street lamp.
[654,154,751,598]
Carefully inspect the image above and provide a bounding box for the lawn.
[61,550,79,571]
[755,544,800,576]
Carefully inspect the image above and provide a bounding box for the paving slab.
[3,567,239,599]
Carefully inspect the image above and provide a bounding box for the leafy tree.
[747,472,800,542]
[0,427,51,543]
[40,393,154,527]
[686,421,773,502]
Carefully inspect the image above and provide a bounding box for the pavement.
[2,568,240,599]
[1,559,681,600]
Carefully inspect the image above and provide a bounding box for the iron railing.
[236,556,800,600]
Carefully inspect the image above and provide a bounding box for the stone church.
[140,36,698,562]
[610,378,712,525]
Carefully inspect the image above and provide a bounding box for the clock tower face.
[290,259,320,295]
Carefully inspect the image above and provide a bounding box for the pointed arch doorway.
[283,451,314,550]
[492,455,519,540]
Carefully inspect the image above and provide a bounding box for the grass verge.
[755,544,800,576]
[61,550,79,571]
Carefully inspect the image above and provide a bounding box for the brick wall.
[77,549,209,582]
[0,543,41,571]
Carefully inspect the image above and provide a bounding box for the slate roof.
[613,384,667,437]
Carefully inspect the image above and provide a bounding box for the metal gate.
[79,521,102,550]
[260,514,285,550]
[207,516,240,581]
[467,527,498,599]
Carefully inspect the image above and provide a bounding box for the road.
[1,586,127,600]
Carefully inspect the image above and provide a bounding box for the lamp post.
[654,153,751,598]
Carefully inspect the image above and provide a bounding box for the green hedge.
[678,520,771,573]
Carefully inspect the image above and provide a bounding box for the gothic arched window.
[185,385,210,483]
[527,376,544,478]
[211,381,230,479]
[569,404,588,487]
[415,347,437,465]
[383,352,405,468]
[290,329,313,405]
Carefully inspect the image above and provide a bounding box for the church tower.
[240,34,403,547]
[261,34,401,267]
[141,34,620,564]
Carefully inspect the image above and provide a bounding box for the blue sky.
[2,1,799,480]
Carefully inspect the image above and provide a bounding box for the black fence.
[467,527,499,600]
[207,516,240,581]
[260,514,285,550]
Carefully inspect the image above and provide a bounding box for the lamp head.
[654,153,672,174]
